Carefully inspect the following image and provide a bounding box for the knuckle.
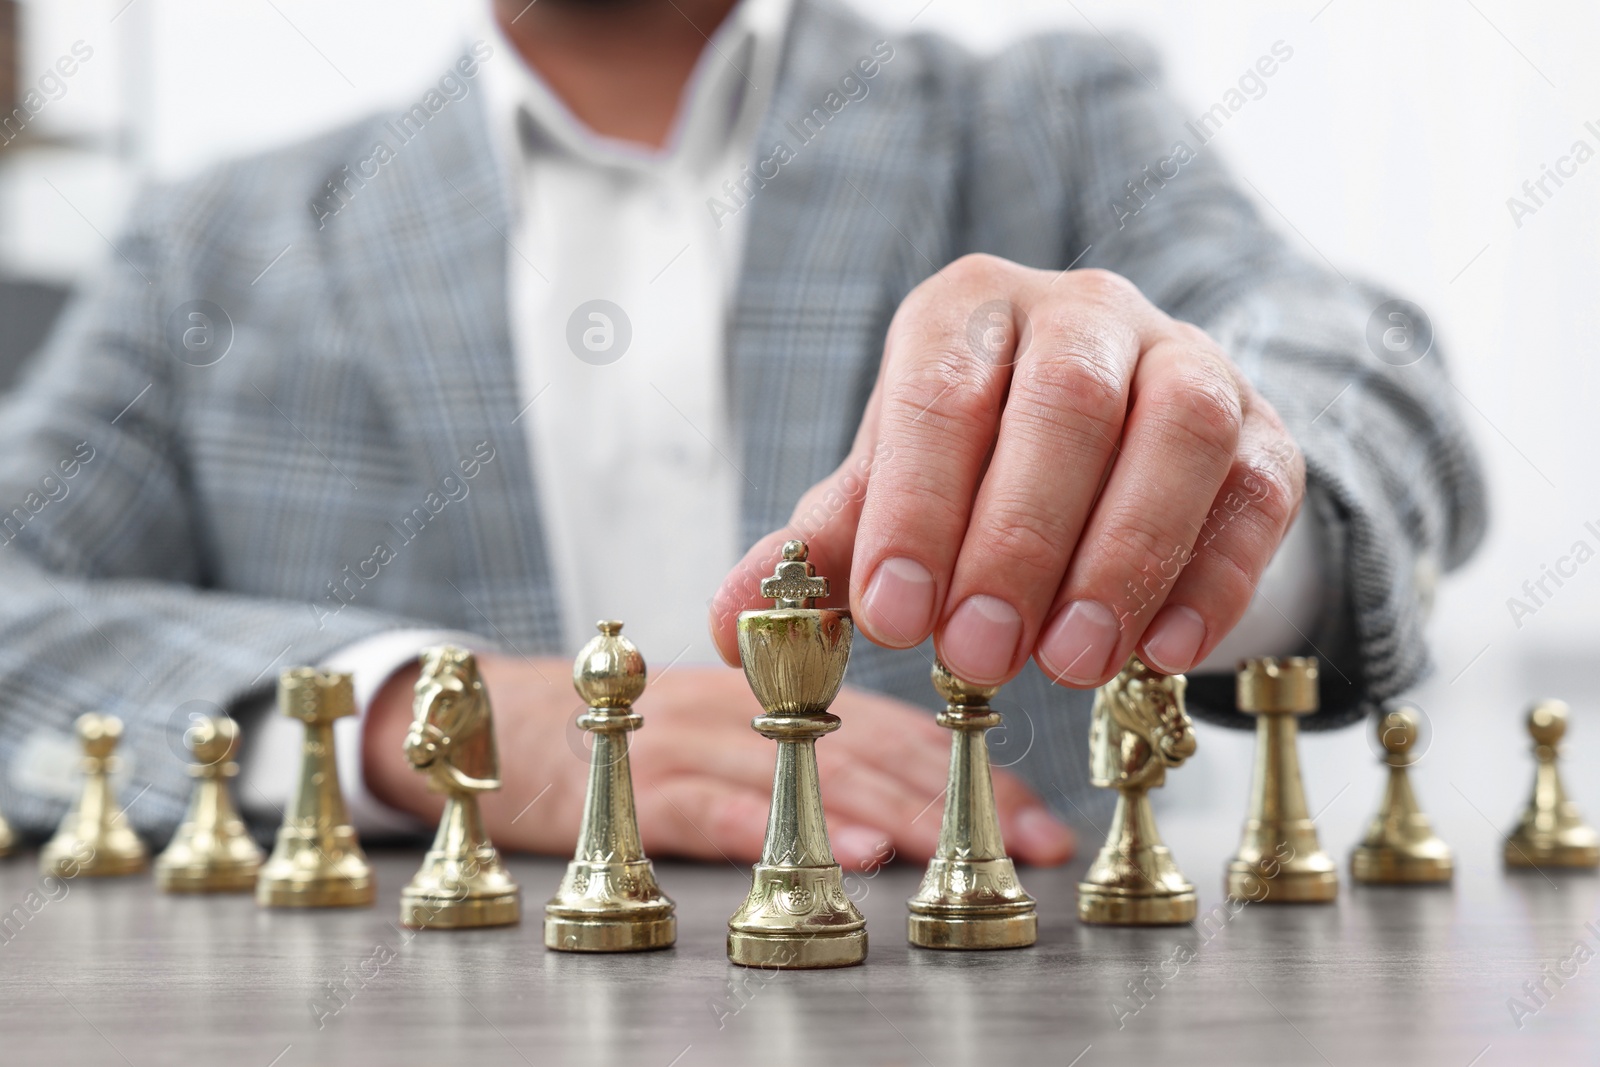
[1239,457,1301,532]
[1024,341,1125,417]
[1170,319,1219,351]
[1010,339,1128,447]
[943,252,1017,291]
[886,350,995,435]
[1192,533,1260,604]
[1097,506,1183,575]
[976,497,1068,576]
[1066,267,1141,306]
[1148,368,1243,459]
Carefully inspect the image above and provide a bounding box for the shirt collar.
[472,0,792,185]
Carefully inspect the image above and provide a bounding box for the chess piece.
[545,622,675,950]
[0,808,15,858]
[156,715,263,892]
[401,647,521,928]
[907,660,1036,948]
[256,668,375,907]
[1078,655,1198,924]
[1350,703,1453,884]
[1225,657,1339,903]
[40,714,149,877]
[727,540,866,969]
[1504,699,1599,870]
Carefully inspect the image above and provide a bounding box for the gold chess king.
[727,540,867,969]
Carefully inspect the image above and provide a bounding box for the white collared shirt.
[476,0,792,665]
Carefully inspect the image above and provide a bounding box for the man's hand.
[362,652,1073,869]
[711,256,1305,688]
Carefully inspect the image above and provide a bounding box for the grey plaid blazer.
[0,0,1484,839]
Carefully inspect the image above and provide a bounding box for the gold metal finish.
[156,716,263,892]
[1077,656,1197,925]
[0,808,15,858]
[1504,699,1599,870]
[256,669,375,908]
[728,540,866,969]
[907,660,1035,948]
[1350,704,1453,884]
[40,714,149,878]
[1225,657,1339,903]
[545,621,675,951]
[401,647,521,929]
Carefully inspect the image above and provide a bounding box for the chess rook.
[545,621,675,951]
[256,668,375,908]
[906,660,1036,949]
[1225,657,1338,903]
[156,715,263,892]
[401,647,521,929]
[1350,704,1453,884]
[727,540,866,969]
[1504,699,1599,870]
[40,713,149,878]
[1078,656,1198,925]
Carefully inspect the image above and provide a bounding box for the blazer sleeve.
[0,184,423,838]
[973,33,1488,727]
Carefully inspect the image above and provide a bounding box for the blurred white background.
[4,0,1596,858]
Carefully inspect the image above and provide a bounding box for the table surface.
[3,817,1597,1067]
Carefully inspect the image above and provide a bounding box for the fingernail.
[940,595,1022,684]
[860,557,936,646]
[1142,604,1207,674]
[1038,599,1119,684]
[833,826,889,868]
[1014,807,1074,863]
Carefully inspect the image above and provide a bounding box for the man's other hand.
[363,652,1074,869]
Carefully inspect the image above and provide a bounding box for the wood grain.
[0,826,1594,1066]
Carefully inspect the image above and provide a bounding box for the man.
[0,0,1483,869]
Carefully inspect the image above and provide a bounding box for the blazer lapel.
[730,0,966,548]
[319,90,563,654]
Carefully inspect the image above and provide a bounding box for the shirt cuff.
[238,628,494,836]
[1193,502,1327,674]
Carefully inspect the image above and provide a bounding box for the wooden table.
[0,828,1594,1066]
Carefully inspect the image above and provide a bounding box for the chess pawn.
[401,646,521,928]
[40,714,149,877]
[1225,657,1339,903]
[727,540,866,969]
[1350,704,1453,884]
[1504,700,1599,869]
[907,660,1036,948]
[256,668,375,907]
[1078,655,1198,924]
[156,716,264,892]
[545,621,675,950]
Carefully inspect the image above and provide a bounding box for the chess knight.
[400,646,521,928]
[1078,655,1198,925]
